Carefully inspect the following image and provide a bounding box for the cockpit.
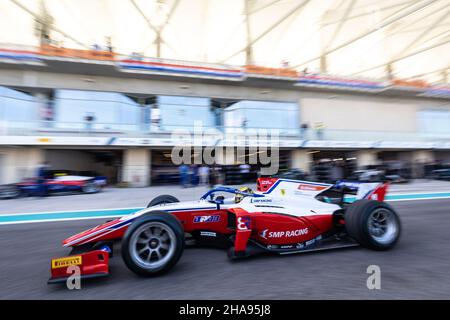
[200,186,263,204]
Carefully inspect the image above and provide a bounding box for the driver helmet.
[235,186,253,203]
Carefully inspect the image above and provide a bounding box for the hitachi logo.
[260,228,309,239]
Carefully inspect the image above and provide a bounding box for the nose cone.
[62,218,122,247]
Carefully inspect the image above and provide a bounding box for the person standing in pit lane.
[36,161,50,197]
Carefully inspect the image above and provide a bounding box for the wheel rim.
[129,221,177,270]
[367,208,399,245]
[0,187,18,198]
[84,183,98,193]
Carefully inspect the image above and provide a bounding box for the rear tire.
[82,181,100,194]
[121,211,184,276]
[0,185,21,199]
[345,199,401,250]
[147,194,179,208]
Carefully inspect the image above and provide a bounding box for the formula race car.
[0,174,106,199]
[48,178,401,283]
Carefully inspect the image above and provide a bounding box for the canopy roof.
[0,0,449,83]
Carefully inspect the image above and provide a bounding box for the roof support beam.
[249,0,281,15]
[408,65,450,79]
[442,68,449,83]
[9,0,89,49]
[292,0,439,68]
[220,0,311,63]
[244,0,253,65]
[348,2,450,74]
[130,0,161,56]
[322,0,415,26]
[319,0,355,72]
[130,0,180,58]
[391,6,450,61]
[352,35,449,75]
[323,0,356,52]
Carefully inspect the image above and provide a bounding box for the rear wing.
[257,177,389,201]
[334,180,389,201]
[256,177,333,197]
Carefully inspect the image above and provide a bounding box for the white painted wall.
[300,96,450,132]
[0,147,44,183]
[122,149,151,187]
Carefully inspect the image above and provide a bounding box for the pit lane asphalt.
[1,199,450,299]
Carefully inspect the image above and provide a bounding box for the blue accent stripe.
[298,79,383,89]
[0,208,142,224]
[1,192,450,225]
[0,54,42,61]
[386,192,450,201]
[106,137,117,145]
[120,64,243,78]
[344,192,450,203]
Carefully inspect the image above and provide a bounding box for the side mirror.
[215,196,225,204]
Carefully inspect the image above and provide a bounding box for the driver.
[235,186,253,203]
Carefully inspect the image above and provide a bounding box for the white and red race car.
[48,178,401,283]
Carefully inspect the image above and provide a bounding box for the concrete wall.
[411,150,435,163]
[353,150,379,168]
[122,149,151,187]
[291,150,312,173]
[0,147,44,183]
[0,70,301,103]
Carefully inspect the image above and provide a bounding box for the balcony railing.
[1,43,449,97]
[0,120,449,144]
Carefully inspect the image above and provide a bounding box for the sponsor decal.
[297,184,328,192]
[237,216,251,231]
[304,235,322,247]
[280,244,295,249]
[260,228,309,239]
[200,231,217,237]
[51,256,82,269]
[296,243,305,249]
[193,215,221,223]
[250,198,272,203]
[260,229,269,239]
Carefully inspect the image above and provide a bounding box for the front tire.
[345,200,401,250]
[121,211,184,276]
[147,194,179,208]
